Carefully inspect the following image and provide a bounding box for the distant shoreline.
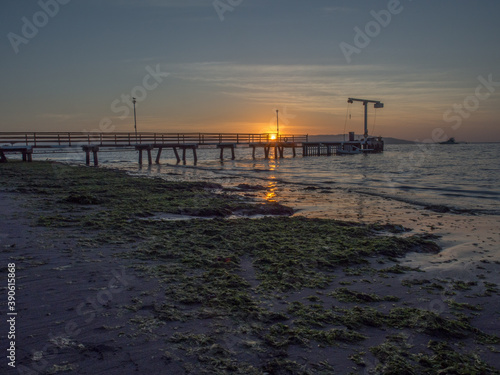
[307,135,500,144]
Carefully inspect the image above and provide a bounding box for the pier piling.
[217,144,236,161]
[135,145,154,165]
[82,145,99,166]
[180,145,198,164]
[155,147,163,164]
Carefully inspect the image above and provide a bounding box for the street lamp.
[133,97,137,143]
[276,109,279,141]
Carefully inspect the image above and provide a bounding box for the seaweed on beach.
[123,216,439,293]
[0,161,291,221]
[370,336,500,375]
[329,287,400,303]
[2,161,499,374]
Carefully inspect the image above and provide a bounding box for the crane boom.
[347,98,384,138]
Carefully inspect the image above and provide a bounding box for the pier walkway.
[0,132,312,165]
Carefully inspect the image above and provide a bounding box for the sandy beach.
[3,0,500,373]
[1,162,499,374]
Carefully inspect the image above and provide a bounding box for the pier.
[302,142,340,156]
[0,132,308,165]
[0,131,383,165]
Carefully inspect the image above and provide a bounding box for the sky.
[1,0,500,142]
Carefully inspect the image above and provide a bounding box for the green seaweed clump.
[329,287,400,303]
[370,337,500,375]
[264,323,366,348]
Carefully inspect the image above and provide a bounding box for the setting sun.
[269,134,277,140]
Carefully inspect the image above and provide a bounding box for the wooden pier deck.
[302,142,342,156]
[0,132,309,165]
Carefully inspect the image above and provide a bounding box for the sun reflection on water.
[264,159,279,202]
[265,180,278,202]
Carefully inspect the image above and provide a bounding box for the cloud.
[170,62,462,115]
[39,113,87,121]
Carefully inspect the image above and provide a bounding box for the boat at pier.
[336,145,363,155]
[336,131,383,155]
[336,98,385,155]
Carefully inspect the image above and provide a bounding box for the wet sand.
[235,181,500,260]
[281,186,500,271]
[231,182,500,369]
[0,192,171,374]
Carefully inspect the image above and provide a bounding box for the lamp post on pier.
[276,109,279,141]
[133,97,137,143]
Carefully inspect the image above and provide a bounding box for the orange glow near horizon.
[26,104,498,143]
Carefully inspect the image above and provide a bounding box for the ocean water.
[31,143,500,215]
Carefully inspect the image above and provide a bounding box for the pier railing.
[0,132,308,148]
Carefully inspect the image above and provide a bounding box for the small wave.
[441,192,500,201]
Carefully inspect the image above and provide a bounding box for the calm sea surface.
[33,143,500,215]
